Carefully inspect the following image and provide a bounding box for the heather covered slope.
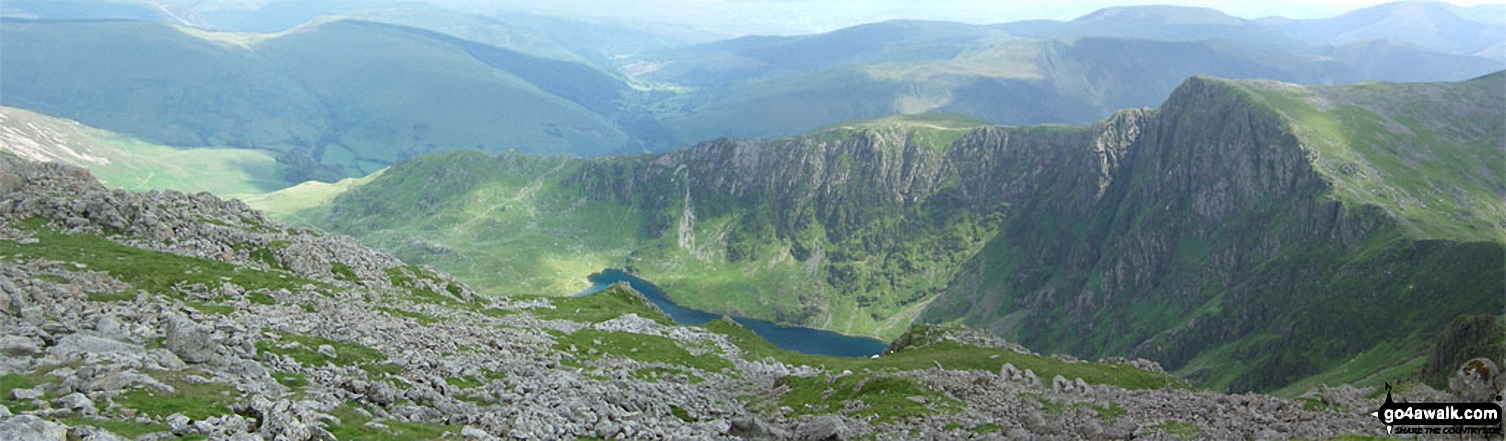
[264,74,1504,392]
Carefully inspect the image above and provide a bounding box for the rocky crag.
[0,156,1446,439]
[308,73,1505,393]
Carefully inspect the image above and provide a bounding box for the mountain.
[642,20,1013,86]
[626,2,1502,145]
[643,34,1503,143]
[6,4,1502,168]
[997,5,1309,53]
[1,0,715,64]
[921,72,1506,392]
[0,106,298,195]
[1258,1,1506,59]
[265,73,1505,393]
[1,155,1419,440]
[0,18,641,176]
[0,0,165,22]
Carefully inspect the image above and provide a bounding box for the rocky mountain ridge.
[0,150,1436,440]
[303,73,1505,393]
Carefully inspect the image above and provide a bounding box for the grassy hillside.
[264,120,999,340]
[253,20,630,174]
[0,106,296,195]
[0,18,637,176]
[0,18,327,149]
[923,74,1505,392]
[294,151,646,297]
[263,73,1505,393]
[1232,72,1506,243]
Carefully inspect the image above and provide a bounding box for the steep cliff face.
[564,122,998,337]
[924,75,1505,392]
[301,75,1503,392]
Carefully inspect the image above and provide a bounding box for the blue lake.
[576,269,890,357]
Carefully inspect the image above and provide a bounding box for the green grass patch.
[331,263,359,282]
[1148,420,1200,438]
[86,291,137,302]
[114,370,238,420]
[30,273,68,284]
[554,328,732,374]
[0,219,318,298]
[233,242,286,270]
[445,376,484,389]
[273,371,308,388]
[183,299,237,316]
[255,331,400,376]
[1093,402,1127,422]
[248,292,277,306]
[384,266,415,287]
[669,404,693,422]
[325,401,463,440]
[775,373,959,424]
[530,286,672,325]
[0,372,48,412]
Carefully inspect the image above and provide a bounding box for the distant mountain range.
[3,2,1502,178]
[0,18,646,176]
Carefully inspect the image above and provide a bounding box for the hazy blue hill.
[382,23,632,117]
[0,18,638,176]
[1258,1,1506,58]
[1445,2,1506,24]
[997,5,1309,53]
[171,0,421,33]
[331,8,597,65]
[651,36,1505,143]
[254,20,630,173]
[644,20,1012,86]
[489,13,718,65]
[0,18,329,148]
[0,0,164,21]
